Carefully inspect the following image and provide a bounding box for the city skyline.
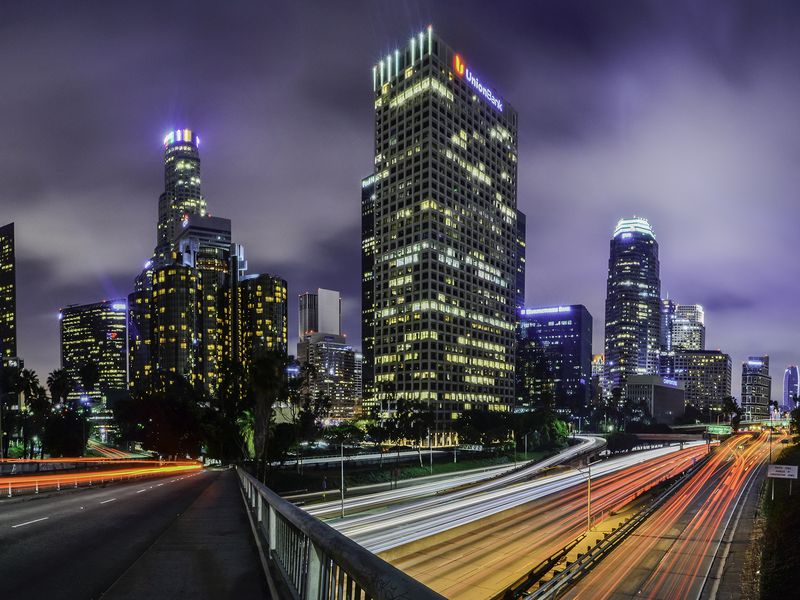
[2,2,800,400]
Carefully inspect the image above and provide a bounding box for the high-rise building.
[591,354,606,404]
[361,174,377,412]
[624,375,685,424]
[783,365,799,411]
[604,217,661,392]
[515,211,527,310]
[298,288,341,339]
[297,333,357,420]
[235,274,288,369]
[660,299,675,353]
[354,351,363,411]
[673,350,732,415]
[368,27,522,428]
[672,304,705,351]
[60,299,128,438]
[0,223,17,359]
[516,305,592,411]
[156,129,206,259]
[741,356,771,420]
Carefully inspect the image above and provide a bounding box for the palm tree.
[47,368,74,408]
[249,351,289,481]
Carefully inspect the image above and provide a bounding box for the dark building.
[741,355,771,420]
[368,27,522,433]
[0,223,17,359]
[625,375,685,425]
[784,365,799,411]
[516,305,592,412]
[515,210,527,310]
[604,217,661,393]
[360,174,376,414]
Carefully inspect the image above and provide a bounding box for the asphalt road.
[0,469,267,599]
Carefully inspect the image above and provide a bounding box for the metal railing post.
[268,505,277,551]
[305,541,324,599]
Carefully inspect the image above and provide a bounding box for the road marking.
[136,489,146,493]
[100,498,117,504]
[11,517,49,528]
[156,483,163,487]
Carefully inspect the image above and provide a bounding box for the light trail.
[372,443,710,598]
[566,432,774,600]
[0,461,202,495]
[331,441,708,555]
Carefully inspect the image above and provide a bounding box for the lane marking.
[136,489,146,493]
[11,517,49,528]
[100,498,117,504]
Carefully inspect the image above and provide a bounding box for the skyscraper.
[783,365,798,411]
[673,350,732,415]
[0,223,17,359]
[156,129,206,259]
[672,304,705,351]
[516,305,592,411]
[235,273,288,365]
[298,288,341,339]
[60,299,128,438]
[741,356,771,420]
[368,27,522,429]
[297,333,358,420]
[604,217,661,392]
[360,174,377,412]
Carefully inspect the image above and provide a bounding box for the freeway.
[565,432,773,600]
[332,440,703,555]
[373,443,709,598]
[0,469,266,599]
[307,435,605,520]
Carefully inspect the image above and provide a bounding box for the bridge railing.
[236,467,445,600]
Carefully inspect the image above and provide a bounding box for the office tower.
[298,288,341,339]
[235,274,288,371]
[673,350,732,415]
[604,217,661,392]
[660,299,675,352]
[174,215,234,394]
[516,305,592,411]
[150,265,200,383]
[60,299,128,438]
[591,354,606,403]
[361,174,377,412]
[297,333,357,420]
[515,211,527,310]
[783,365,799,411]
[369,26,521,428]
[354,351,363,410]
[156,129,206,259]
[672,304,705,351]
[741,356,771,420]
[0,223,17,359]
[624,375,685,424]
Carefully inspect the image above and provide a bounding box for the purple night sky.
[1,1,798,400]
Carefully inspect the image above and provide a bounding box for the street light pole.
[587,461,592,533]
[428,427,433,475]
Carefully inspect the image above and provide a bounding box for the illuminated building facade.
[741,355,771,420]
[60,300,128,436]
[783,365,799,411]
[360,174,377,412]
[129,129,288,399]
[673,349,731,414]
[0,223,17,359]
[297,333,358,420]
[235,273,288,367]
[156,129,206,259]
[604,218,661,392]
[516,305,592,411]
[369,27,522,427]
[671,304,705,351]
[298,288,341,339]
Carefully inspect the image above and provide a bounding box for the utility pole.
[428,427,433,475]
[587,461,592,533]
[340,442,345,519]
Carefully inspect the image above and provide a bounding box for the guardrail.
[237,467,445,600]
[524,454,710,599]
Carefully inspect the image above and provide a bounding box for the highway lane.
[335,441,704,554]
[0,470,235,599]
[566,432,773,600]
[375,444,709,598]
[307,435,605,522]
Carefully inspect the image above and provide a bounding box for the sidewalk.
[102,469,268,599]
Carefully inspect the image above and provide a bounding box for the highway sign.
[707,425,732,435]
[767,465,798,479]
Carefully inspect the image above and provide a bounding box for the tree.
[365,420,391,466]
[0,364,22,458]
[249,351,290,481]
[390,400,435,466]
[47,369,74,408]
[722,396,742,431]
[26,385,51,458]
